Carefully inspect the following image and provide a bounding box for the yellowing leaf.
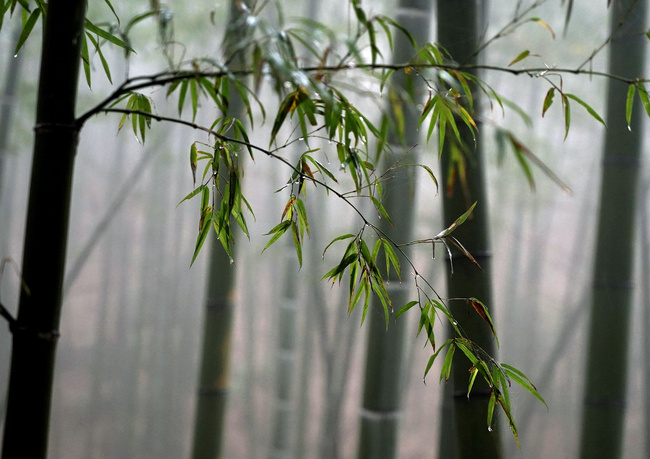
[530,18,556,39]
[508,50,530,67]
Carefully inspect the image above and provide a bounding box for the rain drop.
[488,426,493,432]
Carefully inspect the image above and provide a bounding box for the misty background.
[1,0,649,457]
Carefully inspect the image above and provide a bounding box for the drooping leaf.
[561,94,571,140]
[440,343,456,382]
[13,6,40,56]
[469,297,499,347]
[542,87,555,117]
[566,93,606,126]
[634,82,650,118]
[529,17,556,39]
[626,83,635,130]
[190,142,198,186]
[501,363,548,409]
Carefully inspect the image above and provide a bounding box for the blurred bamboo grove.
[0,1,649,458]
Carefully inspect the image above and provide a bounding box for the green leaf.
[417,164,439,194]
[190,78,199,122]
[508,50,530,67]
[86,32,113,84]
[562,94,571,140]
[81,32,92,88]
[178,80,188,116]
[634,82,650,118]
[435,201,477,238]
[440,343,455,382]
[13,7,40,56]
[394,300,418,320]
[262,220,292,252]
[466,366,479,398]
[487,390,496,429]
[542,87,554,117]
[382,239,401,279]
[84,19,131,51]
[190,142,198,186]
[566,93,606,126]
[626,83,635,130]
[501,363,548,409]
[322,233,356,257]
[190,214,212,266]
[291,222,303,267]
[371,196,393,225]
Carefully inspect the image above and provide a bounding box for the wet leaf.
[626,84,635,130]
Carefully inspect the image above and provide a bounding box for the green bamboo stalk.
[357,1,432,457]
[1,1,87,457]
[437,1,502,457]
[579,1,647,456]
[641,181,650,458]
[190,2,250,457]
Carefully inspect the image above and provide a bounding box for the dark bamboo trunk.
[437,1,502,457]
[1,1,87,457]
[356,0,432,457]
[579,0,647,457]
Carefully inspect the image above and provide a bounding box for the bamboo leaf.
[501,363,548,409]
[424,339,454,381]
[84,20,131,51]
[562,94,571,140]
[466,366,479,397]
[508,50,530,67]
[13,7,40,56]
[417,164,439,194]
[262,220,291,252]
[190,142,198,186]
[440,343,456,382]
[634,82,650,118]
[487,390,496,430]
[530,17,556,39]
[322,233,356,257]
[81,32,92,88]
[566,93,606,126]
[395,300,418,320]
[469,297,498,347]
[626,83,635,130]
[435,201,477,238]
[291,222,303,267]
[542,87,554,117]
[371,196,393,225]
[190,215,212,266]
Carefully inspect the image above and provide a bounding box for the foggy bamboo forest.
[1,0,650,458]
